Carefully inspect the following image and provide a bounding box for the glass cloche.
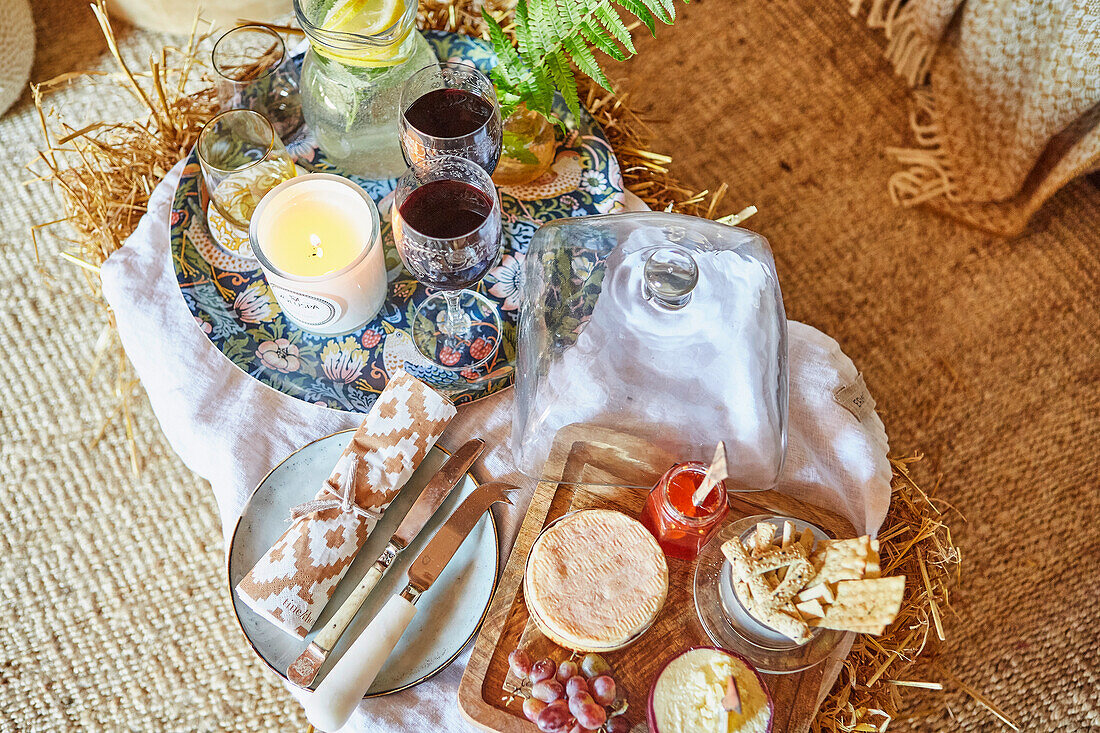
[512,212,788,490]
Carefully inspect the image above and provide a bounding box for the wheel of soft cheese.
[523,509,668,652]
[0,0,35,116]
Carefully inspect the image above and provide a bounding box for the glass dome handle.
[643,246,698,310]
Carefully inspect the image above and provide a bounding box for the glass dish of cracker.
[694,515,905,674]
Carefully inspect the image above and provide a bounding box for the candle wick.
[309,233,323,259]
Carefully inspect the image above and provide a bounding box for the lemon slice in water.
[318,0,410,67]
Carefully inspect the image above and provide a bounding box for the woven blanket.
[854,0,1100,235]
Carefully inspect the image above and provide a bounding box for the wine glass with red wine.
[392,155,504,373]
[399,62,503,174]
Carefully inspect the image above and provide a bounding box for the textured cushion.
[0,0,34,116]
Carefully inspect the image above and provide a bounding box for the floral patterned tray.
[171,31,625,411]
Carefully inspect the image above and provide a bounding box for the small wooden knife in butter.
[287,438,485,688]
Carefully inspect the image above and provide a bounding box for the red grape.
[567,693,593,717]
[531,658,556,683]
[523,697,547,723]
[573,700,606,730]
[508,649,533,680]
[531,679,565,702]
[536,700,573,732]
[606,717,631,733]
[580,653,611,679]
[590,675,616,706]
[565,675,588,697]
[556,660,579,683]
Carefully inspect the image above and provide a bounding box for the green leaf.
[502,129,541,165]
[580,20,628,61]
[525,69,556,119]
[612,0,657,35]
[594,4,637,53]
[641,0,676,23]
[564,37,613,92]
[545,50,581,119]
[514,0,536,58]
[484,0,688,129]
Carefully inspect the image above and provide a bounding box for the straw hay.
[810,457,998,732]
[28,2,988,729]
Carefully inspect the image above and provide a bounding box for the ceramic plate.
[171,31,627,412]
[227,431,499,696]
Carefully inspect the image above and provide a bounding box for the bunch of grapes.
[507,648,631,733]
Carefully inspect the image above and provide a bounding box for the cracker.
[721,537,752,567]
[751,522,777,556]
[811,576,905,632]
[796,583,836,604]
[741,584,811,641]
[806,537,873,587]
[773,557,814,602]
[798,528,815,554]
[752,546,810,575]
[781,521,796,549]
[795,598,826,620]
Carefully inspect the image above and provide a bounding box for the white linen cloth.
[100,161,891,732]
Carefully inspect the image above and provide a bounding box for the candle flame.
[309,233,323,258]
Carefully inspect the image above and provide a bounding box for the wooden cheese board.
[458,425,857,732]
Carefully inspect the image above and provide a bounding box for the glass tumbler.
[211,24,303,139]
[399,61,503,174]
[197,109,298,230]
[392,155,504,372]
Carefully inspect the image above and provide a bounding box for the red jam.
[640,461,729,561]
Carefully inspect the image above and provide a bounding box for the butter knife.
[287,438,485,689]
[303,481,517,733]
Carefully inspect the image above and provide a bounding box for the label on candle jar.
[269,285,341,327]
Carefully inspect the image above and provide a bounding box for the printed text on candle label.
[270,285,340,327]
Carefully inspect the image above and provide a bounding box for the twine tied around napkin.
[287,453,384,524]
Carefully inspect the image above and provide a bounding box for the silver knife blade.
[406,481,517,595]
[391,438,484,551]
[285,438,485,689]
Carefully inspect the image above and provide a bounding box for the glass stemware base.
[411,289,502,372]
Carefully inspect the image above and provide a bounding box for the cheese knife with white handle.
[302,481,517,733]
[287,438,485,689]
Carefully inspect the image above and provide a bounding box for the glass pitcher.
[293,0,437,178]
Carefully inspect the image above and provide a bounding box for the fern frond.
[563,37,612,91]
[485,0,687,126]
[513,0,536,58]
[545,50,581,119]
[483,8,553,119]
[641,0,676,24]
[520,67,556,118]
[579,19,628,61]
[612,0,657,35]
[594,3,636,54]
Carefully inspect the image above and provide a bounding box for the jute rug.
[1,0,1096,732]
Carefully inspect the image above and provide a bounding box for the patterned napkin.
[234,369,456,637]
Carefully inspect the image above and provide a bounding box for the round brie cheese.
[524,509,668,651]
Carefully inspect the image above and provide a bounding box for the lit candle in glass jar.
[250,174,386,335]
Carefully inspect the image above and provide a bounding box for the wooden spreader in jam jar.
[640,462,729,561]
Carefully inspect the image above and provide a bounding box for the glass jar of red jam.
[640,461,729,561]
